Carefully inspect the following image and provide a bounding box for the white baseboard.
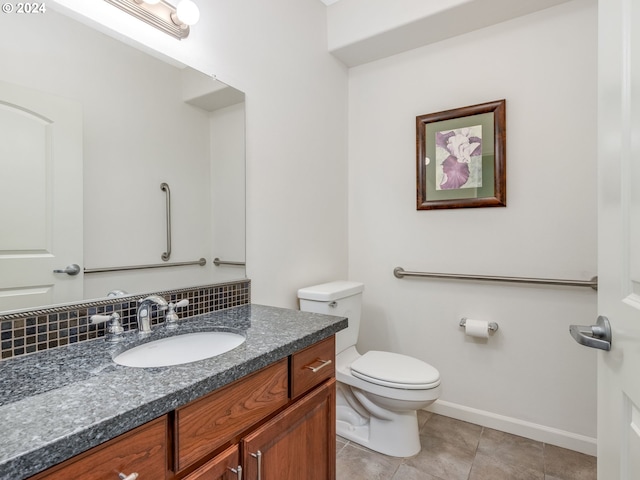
[425,400,597,456]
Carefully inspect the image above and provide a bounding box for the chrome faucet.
[137,295,168,335]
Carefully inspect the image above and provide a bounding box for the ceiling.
[319,0,573,67]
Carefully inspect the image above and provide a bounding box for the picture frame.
[416,99,506,210]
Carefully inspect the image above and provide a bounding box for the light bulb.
[176,0,200,26]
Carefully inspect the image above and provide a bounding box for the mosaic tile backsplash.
[0,279,250,360]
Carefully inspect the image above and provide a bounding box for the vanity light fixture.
[104,0,200,40]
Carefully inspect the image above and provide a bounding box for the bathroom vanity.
[0,304,346,480]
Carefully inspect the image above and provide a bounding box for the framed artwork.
[416,99,506,210]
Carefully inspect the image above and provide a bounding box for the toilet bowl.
[298,281,441,457]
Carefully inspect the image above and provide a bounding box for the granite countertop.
[0,304,347,480]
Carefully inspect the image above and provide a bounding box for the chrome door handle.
[53,264,81,276]
[229,465,242,480]
[569,315,612,351]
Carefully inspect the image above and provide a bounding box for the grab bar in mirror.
[393,267,598,290]
[161,182,171,261]
[213,257,245,267]
[85,258,207,274]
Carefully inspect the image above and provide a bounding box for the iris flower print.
[435,126,483,190]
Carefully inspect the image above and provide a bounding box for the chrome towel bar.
[85,258,207,274]
[393,267,598,290]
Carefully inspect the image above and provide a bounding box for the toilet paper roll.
[464,319,490,339]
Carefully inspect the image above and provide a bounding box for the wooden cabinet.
[28,336,336,480]
[242,379,336,480]
[186,379,335,480]
[175,359,289,471]
[175,337,336,480]
[29,416,167,480]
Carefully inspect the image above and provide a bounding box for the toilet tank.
[297,281,364,355]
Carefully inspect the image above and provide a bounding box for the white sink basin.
[113,331,246,368]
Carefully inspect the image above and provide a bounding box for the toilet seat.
[350,351,440,390]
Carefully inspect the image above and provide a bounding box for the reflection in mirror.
[0,8,245,314]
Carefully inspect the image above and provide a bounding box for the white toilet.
[298,280,441,457]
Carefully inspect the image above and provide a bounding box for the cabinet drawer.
[291,335,335,399]
[30,416,167,480]
[175,359,289,472]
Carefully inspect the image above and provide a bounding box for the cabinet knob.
[229,465,242,480]
[118,473,139,480]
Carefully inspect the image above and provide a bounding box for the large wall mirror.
[0,8,246,314]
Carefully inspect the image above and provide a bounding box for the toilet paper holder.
[459,317,499,332]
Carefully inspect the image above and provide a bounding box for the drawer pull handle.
[229,465,242,480]
[118,473,139,480]
[250,450,262,480]
[304,358,332,373]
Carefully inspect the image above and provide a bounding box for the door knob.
[569,315,612,351]
[53,264,81,276]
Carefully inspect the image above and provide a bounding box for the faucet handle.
[90,312,124,342]
[165,299,189,331]
[171,299,189,310]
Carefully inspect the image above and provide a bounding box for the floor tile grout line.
[466,425,485,480]
[336,440,347,457]
[389,458,401,479]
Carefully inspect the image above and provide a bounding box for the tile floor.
[336,412,596,480]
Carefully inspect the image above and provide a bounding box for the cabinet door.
[242,379,335,480]
[182,445,241,480]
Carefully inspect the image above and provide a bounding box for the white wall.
[210,102,246,281]
[48,0,350,306]
[348,0,598,454]
[200,0,350,306]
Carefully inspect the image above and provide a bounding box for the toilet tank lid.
[297,281,364,301]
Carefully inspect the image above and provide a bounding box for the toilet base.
[336,404,421,457]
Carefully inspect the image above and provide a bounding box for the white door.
[0,81,83,312]
[596,0,640,477]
